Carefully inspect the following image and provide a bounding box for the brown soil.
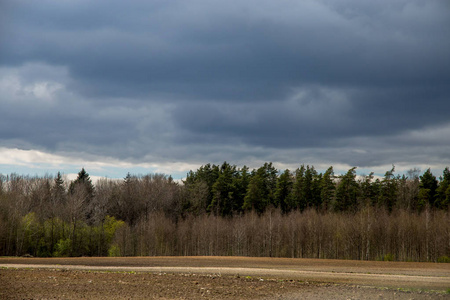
[1,256,449,299]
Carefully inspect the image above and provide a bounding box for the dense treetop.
[183,163,449,215]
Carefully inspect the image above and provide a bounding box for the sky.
[1,0,450,181]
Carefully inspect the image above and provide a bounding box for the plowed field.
[1,256,449,299]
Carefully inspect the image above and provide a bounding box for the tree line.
[184,163,449,215]
[0,163,449,261]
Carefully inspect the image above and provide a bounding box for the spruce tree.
[334,167,358,211]
[243,163,278,213]
[435,167,450,209]
[290,165,306,211]
[320,167,335,211]
[69,168,95,222]
[209,162,237,216]
[274,169,293,213]
[419,168,438,207]
[378,166,397,212]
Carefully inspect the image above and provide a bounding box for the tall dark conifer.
[274,169,293,213]
[69,168,95,222]
[209,162,237,216]
[419,168,438,208]
[436,167,450,209]
[320,167,335,211]
[290,165,306,211]
[379,166,397,212]
[334,167,358,211]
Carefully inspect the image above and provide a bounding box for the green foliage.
[19,212,42,256]
[334,167,358,211]
[437,256,450,263]
[185,180,209,215]
[46,216,124,257]
[436,167,450,209]
[419,168,438,207]
[209,162,238,216]
[379,166,398,212]
[103,215,125,243]
[243,174,265,212]
[243,162,278,213]
[383,253,395,261]
[54,238,72,257]
[417,189,430,212]
[303,166,322,208]
[377,253,395,261]
[290,165,306,211]
[274,169,293,213]
[52,172,66,204]
[320,167,335,211]
[37,217,64,257]
[108,245,121,257]
[234,166,250,212]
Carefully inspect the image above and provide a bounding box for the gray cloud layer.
[1,0,450,172]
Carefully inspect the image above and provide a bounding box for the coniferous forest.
[1,163,449,262]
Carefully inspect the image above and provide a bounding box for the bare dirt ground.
[1,256,449,299]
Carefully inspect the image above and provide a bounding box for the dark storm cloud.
[1,0,450,169]
[5,0,449,96]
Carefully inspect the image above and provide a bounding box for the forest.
[0,163,449,262]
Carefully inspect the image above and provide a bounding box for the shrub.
[437,256,450,263]
[377,253,395,261]
[108,245,121,257]
[53,238,71,257]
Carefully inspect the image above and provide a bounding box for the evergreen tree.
[320,167,335,211]
[243,162,278,213]
[69,168,94,199]
[290,165,306,211]
[309,166,322,209]
[303,166,314,208]
[209,162,237,216]
[233,166,250,213]
[378,166,397,212]
[334,167,358,212]
[243,174,265,213]
[396,174,409,210]
[359,172,375,206]
[52,172,66,204]
[69,168,95,222]
[274,169,293,213]
[419,168,438,207]
[436,167,450,209]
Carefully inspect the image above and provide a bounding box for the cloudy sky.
[1,0,449,180]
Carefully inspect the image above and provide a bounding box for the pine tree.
[274,169,293,213]
[69,168,95,222]
[243,163,278,213]
[52,172,66,204]
[233,166,250,213]
[209,162,237,216]
[378,166,397,212]
[334,167,358,212]
[320,167,335,211]
[290,165,306,211]
[436,167,450,209]
[419,168,438,208]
